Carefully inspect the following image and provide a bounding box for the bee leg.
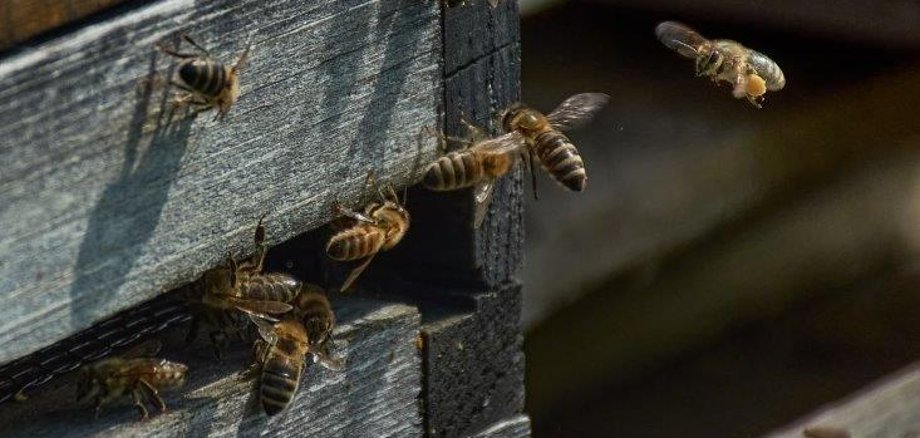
[156,42,198,60]
[333,202,377,225]
[240,339,266,379]
[139,379,166,414]
[524,150,539,201]
[458,109,488,142]
[252,213,269,272]
[180,33,211,56]
[339,253,377,293]
[232,44,252,73]
[131,388,150,420]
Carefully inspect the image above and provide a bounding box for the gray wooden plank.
[766,362,920,438]
[0,298,423,437]
[0,0,442,364]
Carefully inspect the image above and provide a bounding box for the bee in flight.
[75,339,187,420]
[501,93,610,193]
[157,34,250,119]
[245,311,344,416]
[326,181,410,292]
[186,215,298,357]
[655,21,786,108]
[422,116,526,228]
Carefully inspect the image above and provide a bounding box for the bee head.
[695,48,723,77]
[500,103,534,132]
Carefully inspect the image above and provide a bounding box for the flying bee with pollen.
[157,34,250,119]
[501,93,610,193]
[186,215,299,357]
[422,115,527,228]
[75,340,187,420]
[326,180,410,292]
[655,21,786,108]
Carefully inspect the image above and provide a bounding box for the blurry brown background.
[518,0,920,436]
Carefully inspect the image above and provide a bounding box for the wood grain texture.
[766,362,920,438]
[0,0,442,364]
[0,299,423,437]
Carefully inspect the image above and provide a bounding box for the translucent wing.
[223,295,293,316]
[546,93,610,131]
[121,339,163,359]
[655,21,707,58]
[473,180,496,229]
[470,131,526,156]
[248,314,278,345]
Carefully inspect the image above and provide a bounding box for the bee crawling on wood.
[500,93,610,193]
[156,33,250,119]
[75,340,187,420]
[655,21,786,108]
[422,116,527,228]
[186,215,298,358]
[326,176,410,292]
[244,300,343,416]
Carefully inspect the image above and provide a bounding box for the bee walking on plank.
[245,310,343,416]
[75,340,187,420]
[422,117,527,228]
[655,21,786,108]
[157,33,250,119]
[501,93,610,192]
[187,215,298,357]
[326,181,410,292]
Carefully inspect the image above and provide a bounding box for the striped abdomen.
[177,59,229,98]
[748,49,785,90]
[423,151,484,191]
[238,273,302,303]
[533,130,587,191]
[326,226,385,261]
[260,354,303,416]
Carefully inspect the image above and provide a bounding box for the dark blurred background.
[517,1,920,436]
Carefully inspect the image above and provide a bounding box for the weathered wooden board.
[766,361,920,438]
[0,0,442,364]
[0,299,423,437]
[0,0,132,51]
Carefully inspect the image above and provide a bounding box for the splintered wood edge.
[0,0,442,363]
[0,299,423,437]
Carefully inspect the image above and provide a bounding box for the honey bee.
[326,184,410,292]
[75,340,187,420]
[246,313,343,416]
[655,21,786,108]
[501,93,610,192]
[187,215,297,357]
[422,118,526,228]
[157,34,250,119]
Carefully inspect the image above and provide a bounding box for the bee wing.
[121,339,163,359]
[224,295,293,316]
[546,93,610,131]
[247,314,278,345]
[655,21,707,58]
[473,180,496,229]
[471,131,526,156]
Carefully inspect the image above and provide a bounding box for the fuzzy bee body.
[293,288,336,349]
[501,93,608,193]
[533,130,586,192]
[326,185,410,291]
[158,34,249,118]
[251,319,309,416]
[76,340,187,420]
[187,216,296,356]
[656,21,785,107]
